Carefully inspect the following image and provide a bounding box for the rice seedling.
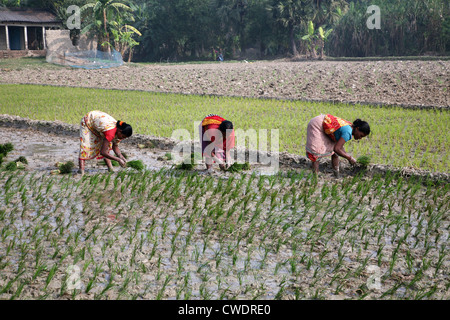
[44,264,58,291]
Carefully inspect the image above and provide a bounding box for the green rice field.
[0,83,448,173]
[0,168,448,300]
[0,80,449,301]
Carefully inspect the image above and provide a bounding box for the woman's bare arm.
[100,139,125,166]
[334,137,356,164]
[112,143,126,161]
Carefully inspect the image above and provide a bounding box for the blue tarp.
[64,48,123,69]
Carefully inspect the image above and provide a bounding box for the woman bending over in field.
[199,114,235,172]
[78,110,132,175]
[306,114,370,177]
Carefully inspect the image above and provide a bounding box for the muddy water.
[0,126,170,173]
[0,124,277,178]
[0,120,449,300]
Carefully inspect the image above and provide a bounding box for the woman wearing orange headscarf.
[78,110,133,175]
[306,114,370,176]
[199,114,235,171]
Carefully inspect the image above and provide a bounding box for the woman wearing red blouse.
[199,114,235,171]
[78,110,132,175]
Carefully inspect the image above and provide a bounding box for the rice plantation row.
[0,168,448,300]
[0,84,448,173]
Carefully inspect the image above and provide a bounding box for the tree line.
[2,0,449,61]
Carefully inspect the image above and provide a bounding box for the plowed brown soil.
[1,58,449,108]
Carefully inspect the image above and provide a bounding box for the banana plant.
[109,22,142,62]
[80,0,133,54]
[301,21,333,60]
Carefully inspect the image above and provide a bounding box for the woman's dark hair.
[219,120,233,134]
[353,119,370,135]
[117,120,133,137]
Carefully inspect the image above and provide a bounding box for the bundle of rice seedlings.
[0,142,13,155]
[164,152,173,160]
[176,153,197,170]
[59,161,75,174]
[5,161,25,171]
[177,161,194,170]
[5,161,17,171]
[226,162,251,172]
[14,156,28,165]
[0,142,14,167]
[127,160,144,171]
[357,155,371,167]
[157,153,173,161]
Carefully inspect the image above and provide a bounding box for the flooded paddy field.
[0,125,448,300]
[0,58,448,300]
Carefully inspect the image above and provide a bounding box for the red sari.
[200,114,235,162]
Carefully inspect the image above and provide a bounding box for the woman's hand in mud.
[348,156,357,166]
[118,159,127,168]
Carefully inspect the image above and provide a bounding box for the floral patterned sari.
[79,110,120,160]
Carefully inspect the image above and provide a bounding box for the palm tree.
[310,0,347,27]
[81,0,132,53]
[212,0,249,57]
[270,0,313,56]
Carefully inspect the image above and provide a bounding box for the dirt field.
[1,58,449,108]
